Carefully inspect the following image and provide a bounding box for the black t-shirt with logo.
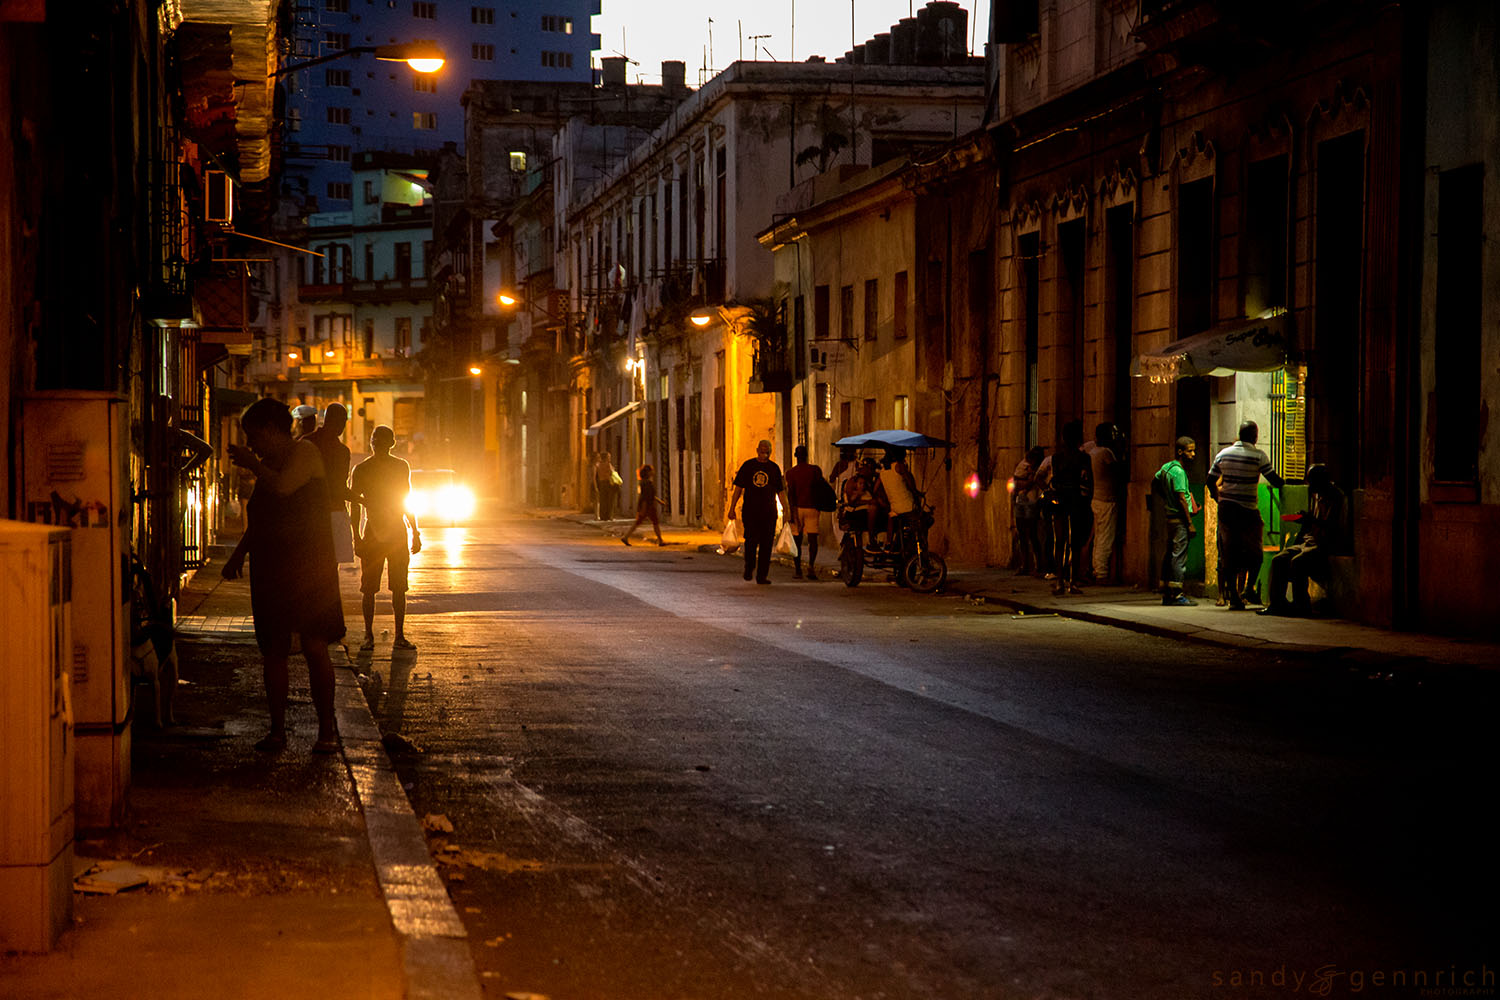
[733,458,784,525]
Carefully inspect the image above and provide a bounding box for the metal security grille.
[1270,368,1306,482]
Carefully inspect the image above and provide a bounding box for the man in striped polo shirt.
[1206,421,1284,610]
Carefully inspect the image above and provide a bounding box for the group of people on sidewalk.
[222,399,423,754]
[1153,422,1347,614]
[1010,420,1125,596]
[1012,418,1347,614]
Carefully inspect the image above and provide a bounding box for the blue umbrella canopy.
[833,429,952,449]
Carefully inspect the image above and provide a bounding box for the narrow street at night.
[356,515,1495,1000]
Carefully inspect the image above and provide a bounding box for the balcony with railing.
[748,337,793,394]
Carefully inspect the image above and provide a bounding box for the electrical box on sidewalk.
[22,391,131,829]
[0,521,74,952]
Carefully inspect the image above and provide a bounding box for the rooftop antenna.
[790,0,795,62]
[750,34,772,61]
[708,18,715,73]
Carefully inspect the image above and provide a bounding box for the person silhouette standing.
[222,398,345,754]
[351,425,421,651]
[307,403,354,565]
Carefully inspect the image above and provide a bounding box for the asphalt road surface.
[352,514,1495,1000]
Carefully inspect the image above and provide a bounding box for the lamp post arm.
[271,46,377,78]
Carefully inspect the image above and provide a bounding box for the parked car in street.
[405,469,476,525]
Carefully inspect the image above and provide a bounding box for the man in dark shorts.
[727,438,788,585]
[351,425,422,651]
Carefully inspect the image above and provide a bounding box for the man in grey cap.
[291,403,319,440]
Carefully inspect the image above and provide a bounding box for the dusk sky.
[591,0,992,86]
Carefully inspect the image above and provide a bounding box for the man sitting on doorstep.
[1260,463,1346,617]
[1206,420,1283,611]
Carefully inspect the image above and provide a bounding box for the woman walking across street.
[222,398,346,754]
[622,464,667,546]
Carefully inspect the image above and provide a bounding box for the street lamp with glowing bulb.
[272,42,446,78]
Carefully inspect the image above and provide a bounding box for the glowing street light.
[272,42,446,78]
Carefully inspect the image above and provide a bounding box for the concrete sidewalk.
[551,506,1500,671]
[0,546,479,1000]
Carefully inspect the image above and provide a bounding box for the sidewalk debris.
[422,813,455,834]
[73,860,150,895]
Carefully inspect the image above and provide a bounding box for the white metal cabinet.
[0,521,74,952]
[22,391,131,828]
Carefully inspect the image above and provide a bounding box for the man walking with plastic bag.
[728,439,788,585]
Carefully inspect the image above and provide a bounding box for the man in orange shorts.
[784,444,828,580]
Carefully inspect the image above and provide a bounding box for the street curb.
[333,666,482,1000]
[944,582,1364,659]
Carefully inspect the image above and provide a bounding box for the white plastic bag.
[774,521,796,556]
[718,518,743,555]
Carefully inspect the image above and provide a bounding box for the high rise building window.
[328,144,350,162]
[542,15,573,33]
[413,74,437,92]
[328,182,351,200]
[324,32,349,50]
[325,0,348,10]
[325,68,350,87]
[471,6,494,23]
[541,50,573,68]
[413,111,438,129]
[412,2,436,18]
[509,151,527,172]
[327,107,351,124]
[364,180,378,204]
[472,43,495,60]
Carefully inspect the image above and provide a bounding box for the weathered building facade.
[554,21,986,527]
[2,0,281,835]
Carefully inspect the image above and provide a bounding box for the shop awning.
[584,400,642,437]
[1132,314,1292,382]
